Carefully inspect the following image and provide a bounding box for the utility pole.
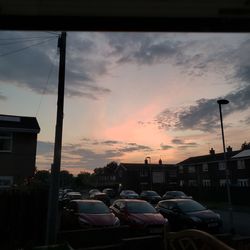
[46,31,66,245]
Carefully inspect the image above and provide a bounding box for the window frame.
[0,132,13,152]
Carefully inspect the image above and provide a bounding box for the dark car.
[140,190,162,205]
[120,190,139,199]
[156,199,222,233]
[61,191,82,206]
[61,199,120,229]
[162,191,192,200]
[102,188,116,198]
[89,189,110,206]
[110,199,168,234]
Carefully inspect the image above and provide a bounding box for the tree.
[60,170,74,188]
[241,141,250,150]
[33,170,51,184]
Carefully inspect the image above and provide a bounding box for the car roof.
[71,199,104,203]
[114,199,146,203]
[160,198,192,203]
[67,192,81,195]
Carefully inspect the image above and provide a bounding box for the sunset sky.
[1,31,250,174]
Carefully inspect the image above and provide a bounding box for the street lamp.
[217,99,234,234]
[145,157,152,190]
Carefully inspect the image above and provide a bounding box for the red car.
[110,199,168,234]
[61,199,120,229]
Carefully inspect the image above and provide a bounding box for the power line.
[35,52,58,117]
[0,37,57,46]
[0,35,57,41]
[0,37,57,58]
[44,31,60,36]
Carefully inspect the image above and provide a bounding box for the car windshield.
[78,202,110,214]
[177,200,206,213]
[127,201,157,213]
[168,191,186,196]
[124,190,136,194]
[145,191,158,196]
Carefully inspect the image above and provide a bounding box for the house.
[231,149,250,187]
[0,114,40,187]
[176,147,249,187]
[96,159,177,193]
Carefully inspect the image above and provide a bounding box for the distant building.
[177,147,250,187]
[0,114,40,187]
[96,159,177,193]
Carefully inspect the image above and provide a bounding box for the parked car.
[110,199,168,234]
[156,199,222,233]
[162,191,192,200]
[61,199,120,229]
[89,189,110,206]
[120,190,139,199]
[61,191,82,206]
[140,190,162,205]
[102,188,116,198]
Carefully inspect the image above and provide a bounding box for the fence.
[0,187,49,249]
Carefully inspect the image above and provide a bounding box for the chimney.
[227,146,232,153]
[209,148,215,155]
[159,159,162,165]
[144,158,148,164]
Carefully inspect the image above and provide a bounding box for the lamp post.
[217,99,234,234]
[145,157,152,190]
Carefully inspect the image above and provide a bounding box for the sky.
[1,31,250,175]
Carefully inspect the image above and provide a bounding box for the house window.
[169,170,177,177]
[218,162,226,171]
[0,176,13,187]
[140,167,148,177]
[188,166,196,173]
[237,179,249,187]
[237,160,246,169]
[188,180,197,186]
[202,163,208,172]
[179,165,183,173]
[180,180,184,186]
[219,179,231,186]
[0,132,12,152]
[202,179,211,187]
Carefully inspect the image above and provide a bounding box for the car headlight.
[79,217,90,225]
[164,218,169,224]
[190,216,202,223]
[130,217,143,224]
[114,217,120,226]
[215,213,221,219]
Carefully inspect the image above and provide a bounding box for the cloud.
[160,144,173,150]
[0,92,7,101]
[37,141,54,155]
[156,82,250,132]
[0,31,111,100]
[37,139,153,171]
[171,138,198,148]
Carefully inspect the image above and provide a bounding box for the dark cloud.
[0,31,111,100]
[160,144,173,150]
[156,82,250,132]
[37,141,54,155]
[37,139,152,171]
[171,139,184,145]
[0,92,7,101]
[102,140,120,145]
[119,144,152,153]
